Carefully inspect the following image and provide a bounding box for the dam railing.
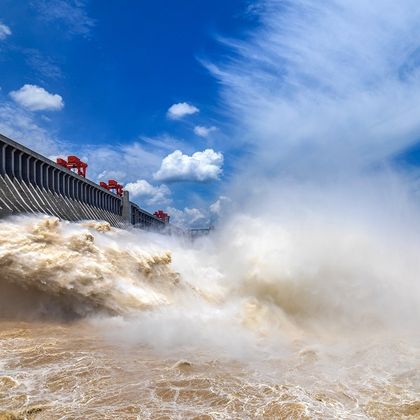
[0,133,165,229]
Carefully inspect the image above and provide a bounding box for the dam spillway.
[0,133,166,230]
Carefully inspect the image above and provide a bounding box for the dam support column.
[122,190,131,225]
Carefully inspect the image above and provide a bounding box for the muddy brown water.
[0,321,419,419]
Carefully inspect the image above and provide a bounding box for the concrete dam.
[0,133,167,230]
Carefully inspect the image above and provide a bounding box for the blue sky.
[0,0,255,226]
[2,1,420,227]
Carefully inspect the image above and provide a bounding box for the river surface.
[1,320,419,419]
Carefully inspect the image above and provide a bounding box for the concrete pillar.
[1,144,6,174]
[18,152,23,179]
[52,168,56,192]
[11,148,15,177]
[25,157,30,183]
[45,164,50,191]
[40,162,45,189]
[122,190,131,223]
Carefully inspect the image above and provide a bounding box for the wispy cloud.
[24,49,63,79]
[140,134,192,153]
[0,22,11,40]
[0,101,61,155]
[32,0,95,36]
[210,0,420,180]
[167,102,199,120]
[154,149,223,182]
[10,84,64,111]
[83,142,163,185]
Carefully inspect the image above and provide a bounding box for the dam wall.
[0,133,165,229]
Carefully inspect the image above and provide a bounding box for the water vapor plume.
[204,0,420,340]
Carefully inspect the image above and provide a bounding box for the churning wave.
[0,213,419,351]
[0,215,183,319]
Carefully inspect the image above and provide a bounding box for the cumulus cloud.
[194,125,217,137]
[9,84,64,111]
[125,179,172,206]
[0,22,11,40]
[153,149,223,182]
[167,102,199,119]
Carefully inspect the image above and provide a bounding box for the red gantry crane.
[56,156,124,197]
[100,179,124,197]
[153,210,170,223]
[56,155,88,177]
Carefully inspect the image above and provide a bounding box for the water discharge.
[0,216,181,319]
[0,214,419,418]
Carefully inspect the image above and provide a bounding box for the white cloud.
[167,102,199,119]
[125,179,172,206]
[167,207,207,228]
[9,84,64,111]
[194,125,217,137]
[0,23,11,40]
[154,149,223,182]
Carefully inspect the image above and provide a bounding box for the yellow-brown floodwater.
[0,215,419,419]
[1,321,419,419]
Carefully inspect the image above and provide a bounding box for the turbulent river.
[0,215,419,419]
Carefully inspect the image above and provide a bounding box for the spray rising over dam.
[0,133,168,230]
